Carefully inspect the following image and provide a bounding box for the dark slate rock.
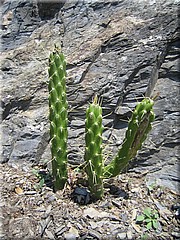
[37,1,65,21]
[1,0,179,193]
[1,0,42,51]
[72,187,91,205]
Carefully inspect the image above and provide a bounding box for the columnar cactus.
[103,98,155,178]
[48,46,68,191]
[47,48,155,199]
[84,95,104,199]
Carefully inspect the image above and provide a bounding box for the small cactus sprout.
[103,98,155,178]
[84,95,104,199]
[48,46,68,191]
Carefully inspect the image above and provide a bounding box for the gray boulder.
[1,0,179,192]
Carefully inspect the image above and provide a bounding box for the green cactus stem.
[103,98,155,178]
[48,46,68,191]
[84,95,104,199]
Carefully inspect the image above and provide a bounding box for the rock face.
[1,0,179,191]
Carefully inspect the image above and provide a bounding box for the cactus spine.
[84,96,104,199]
[48,46,68,191]
[103,98,155,178]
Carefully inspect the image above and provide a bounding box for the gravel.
[0,163,179,239]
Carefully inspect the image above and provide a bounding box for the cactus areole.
[48,46,68,191]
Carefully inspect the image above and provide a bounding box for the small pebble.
[55,225,67,235]
[171,204,180,219]
[47,195,56,202]
[64,232,77,240]
[89,221,98,229]
[127,230,133,240]
[171,232,180,238]
[112,200,121,208]
[36,200,43,206]
[100,201,113,209]
[24,191,37,195]
[89,230,101,239]
[45,229,55,240]
[117,232,127,239]
[120,213,128,222]
[75,222,83,230]
[22,166,30,172]
[83,207,99,219]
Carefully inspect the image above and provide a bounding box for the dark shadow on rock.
[2,97,33,120]
[109,184,129,199]
[37,1,65,21]
[71,183,129,205]
[37,168,53,189]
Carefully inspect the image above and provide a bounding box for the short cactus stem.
[103,98,155,178]
[84,96,104,199]
[48,46,68,191]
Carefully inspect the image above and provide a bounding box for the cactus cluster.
[48,46,68,191]
[48,48,155,199]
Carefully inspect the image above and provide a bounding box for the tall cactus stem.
[48,46,68,191]
[84,96,104,199]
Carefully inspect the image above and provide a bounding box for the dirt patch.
[0,163,179,239]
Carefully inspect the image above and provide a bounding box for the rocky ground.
[0,162,179,240]
[1,1,179,239]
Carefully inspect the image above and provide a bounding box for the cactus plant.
[103,98,155,178]
[48,46,68,191]
[84,97,155,198]
[84,95,104,199]
[48,47,155,199]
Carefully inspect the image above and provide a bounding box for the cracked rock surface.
[1,0,179,194]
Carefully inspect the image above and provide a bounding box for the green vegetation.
[48,47,155,199]
[31,169,45,191]
[48,45,68,191]
[84,96,104,199]
[136,207,159,230]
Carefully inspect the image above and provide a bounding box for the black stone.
[71,187,91,205]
